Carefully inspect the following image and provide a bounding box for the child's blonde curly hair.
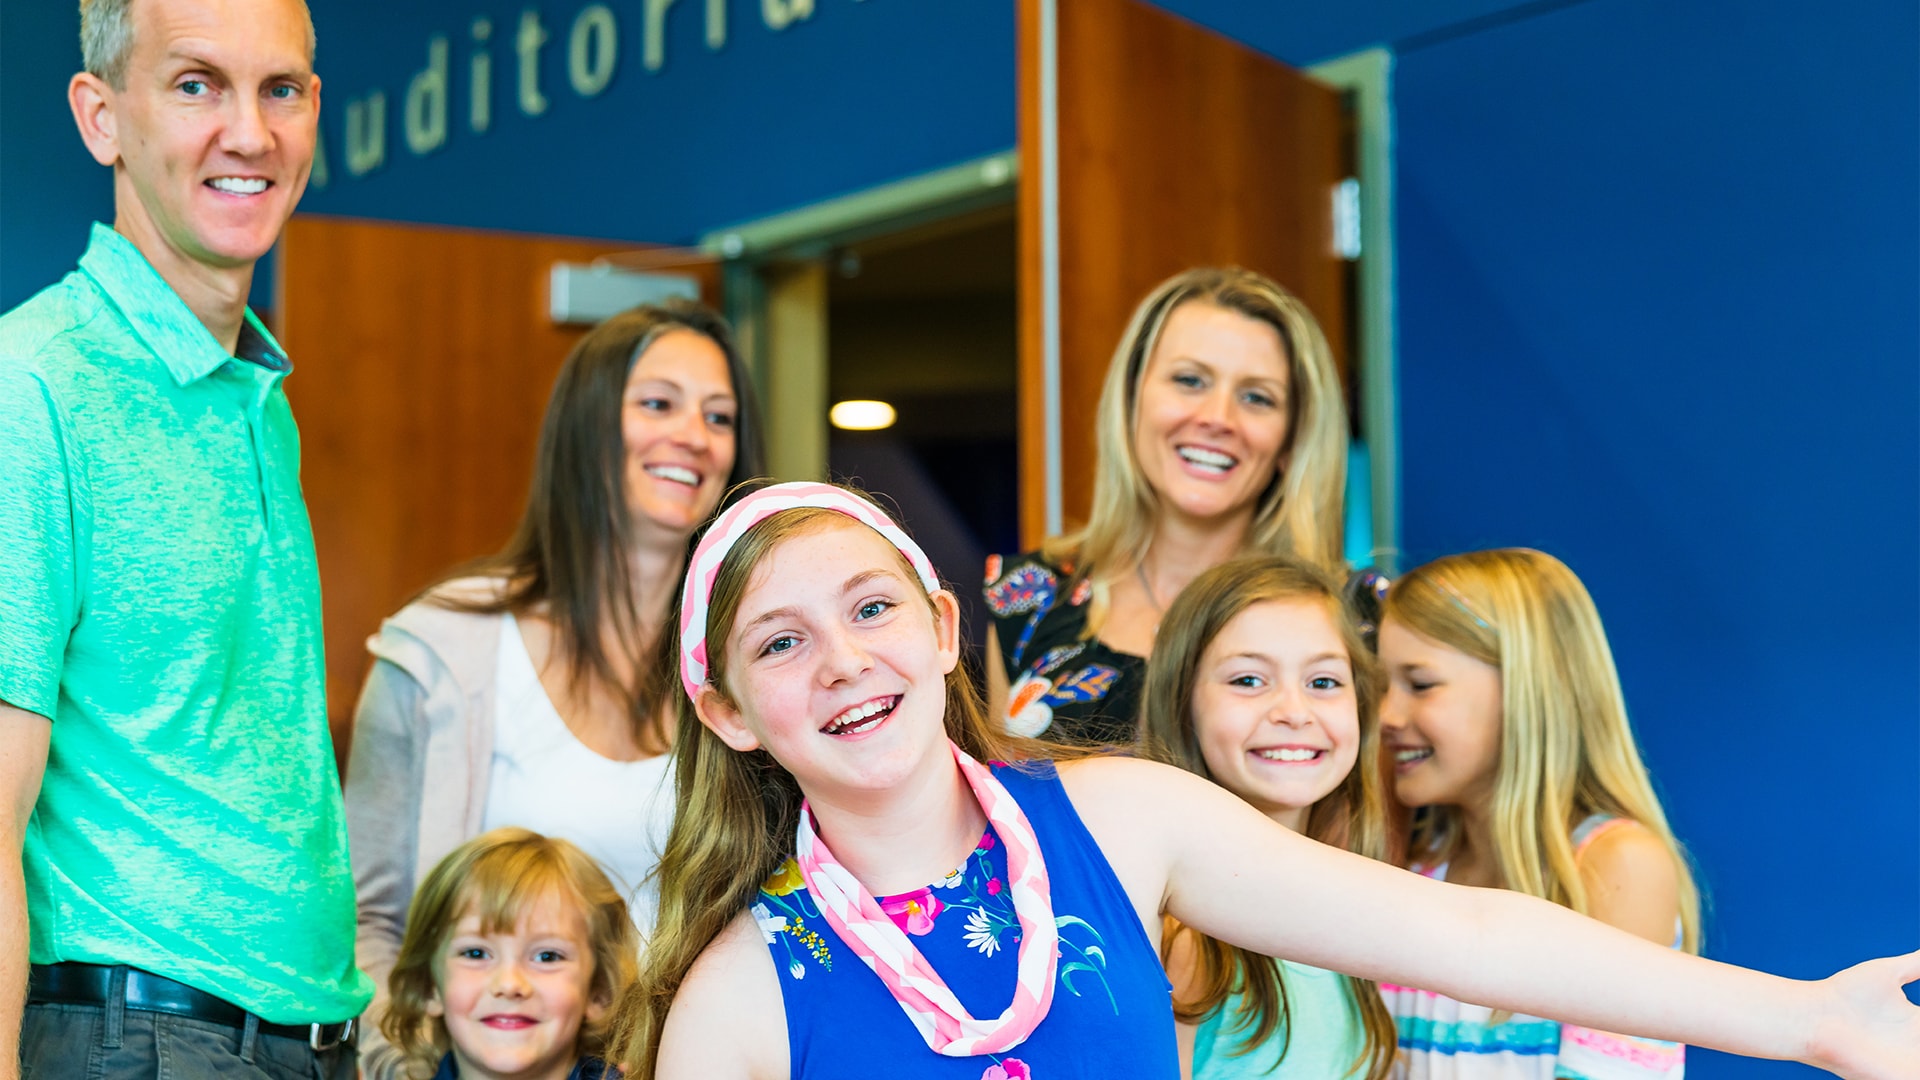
[382,827,640,1075]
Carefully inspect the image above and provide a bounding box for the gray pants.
[22,1003,356,1080]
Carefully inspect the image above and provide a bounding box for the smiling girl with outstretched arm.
[609,482,1919,1080]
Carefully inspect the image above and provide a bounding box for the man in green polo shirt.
[0,0,371,1077]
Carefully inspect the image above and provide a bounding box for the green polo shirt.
[0,224,372,1023]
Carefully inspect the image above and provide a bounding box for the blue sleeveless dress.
[753,761,1178,1079]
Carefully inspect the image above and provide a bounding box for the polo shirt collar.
[78,222,290,384]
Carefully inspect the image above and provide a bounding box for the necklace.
[793,741,1059,1056]
[1135,559,1166,614]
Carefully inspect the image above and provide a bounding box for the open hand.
[1805,948,1920,1079]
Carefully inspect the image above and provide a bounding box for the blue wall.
[293,0,1015,241]
[1387,0,1920,1036]
[0,0,1016,309]
[2,1,1915,1073]
[0,1,112,312]
[1166,0,1920,1072]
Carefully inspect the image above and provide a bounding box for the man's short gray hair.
[80,0,316,89]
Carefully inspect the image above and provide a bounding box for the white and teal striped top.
[1381,815,1686,1080]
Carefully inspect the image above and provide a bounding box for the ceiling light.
[830,400,897,431]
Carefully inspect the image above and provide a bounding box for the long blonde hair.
[1050,267,1349,626]
[1384,549,1701,953]
[607,504,1048,1079]
[1139,556,1395,1080]
[383,828,639,1075]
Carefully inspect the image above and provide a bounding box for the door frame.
[697,151,1021,482]
[697,38,1399,570]
[1311,46,1401,573]
[1025,0,1400,569]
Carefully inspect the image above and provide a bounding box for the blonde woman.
[984,267,1349,745]
[1376,549,1703,1077]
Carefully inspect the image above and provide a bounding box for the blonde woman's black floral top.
[982,551,1145,748]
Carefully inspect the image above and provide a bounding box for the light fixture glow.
[830,399,897,431]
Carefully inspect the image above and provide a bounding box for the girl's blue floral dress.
[754,761,1177,1078]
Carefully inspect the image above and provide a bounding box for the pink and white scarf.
[794,741,1059,1057]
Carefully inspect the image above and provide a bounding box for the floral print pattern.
[753,762,1178,1077]
[880,888,944,936]
[984,552,1144,746]
[759,828,1116,1013]
[984,563,1059,619]
[1003,645,1124,739]
[757,860,833,977]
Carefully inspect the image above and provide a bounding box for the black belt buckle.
[309,1018,354,1052]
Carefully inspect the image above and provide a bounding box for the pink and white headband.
[677,481,942,701]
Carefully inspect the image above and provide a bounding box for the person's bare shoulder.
[1576,820,1682,946]
[1054,755,1222,934]
[656,909,789,1080]
[1056,753,1217,836]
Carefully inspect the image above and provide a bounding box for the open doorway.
[826,205,1018,648]
[704,154,1021,650]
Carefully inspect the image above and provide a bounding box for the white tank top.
[482,613,676,938]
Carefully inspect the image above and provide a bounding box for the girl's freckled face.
[709,521,960,799]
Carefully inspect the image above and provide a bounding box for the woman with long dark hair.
[344,300,763,1080]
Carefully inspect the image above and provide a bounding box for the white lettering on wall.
[569,4,618,95]
[644,0,677,72]
[319,1,882,185]
[470,17,493,133]
[406,36,450,154]
[762,0,813,32]
[346,92,387,176]
[517,9,550,115]
[312,126,331,187]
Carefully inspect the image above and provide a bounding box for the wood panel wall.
[1018,0,1351,546]
[276,216,716,768]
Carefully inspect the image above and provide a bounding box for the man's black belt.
[28,962,356,1051]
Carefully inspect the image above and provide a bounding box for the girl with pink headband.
[610,481,1918,1080]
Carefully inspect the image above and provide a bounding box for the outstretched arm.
[1062,756,1919,1078]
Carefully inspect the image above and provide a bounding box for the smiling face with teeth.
[70,0,320,285]
[1376,617,1504,812]
[693,517,964,803]
[1130,301,1293,533]
[622,329,739,542]
[430,892,607,1080]
[1187,598,1361,831]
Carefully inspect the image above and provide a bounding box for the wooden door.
[276,218,718,768]
[1017,0,1352,544]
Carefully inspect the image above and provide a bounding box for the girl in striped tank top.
[607,483,1920,1080]
[1376,549,1701,1079]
